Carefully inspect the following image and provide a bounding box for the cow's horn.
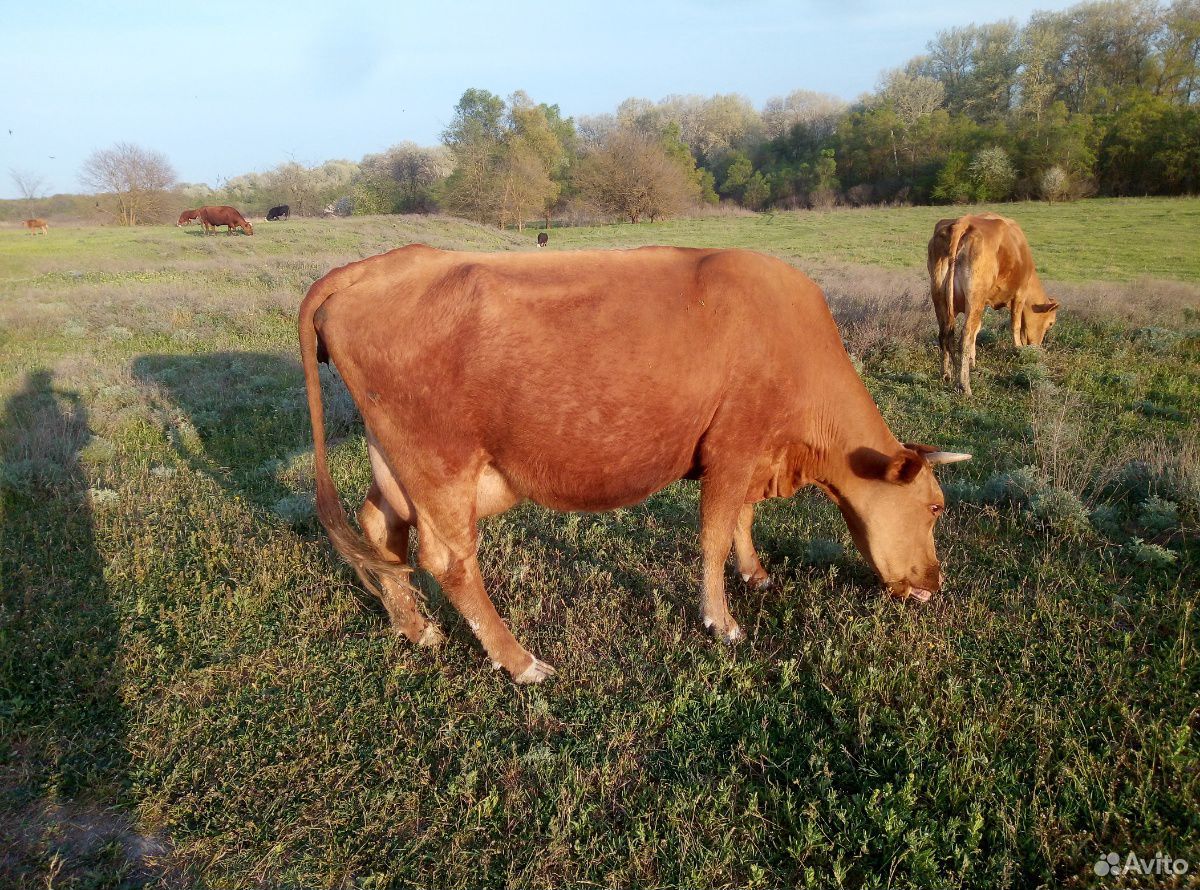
[925,451,972,465]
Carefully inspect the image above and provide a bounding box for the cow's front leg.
[734,502,770,589]
[1010,304,1025,348]
[698,471,752,643]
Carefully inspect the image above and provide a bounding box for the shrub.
[1030,487,1091,534]
[1040,166,1073,203]
[979,466,1044,507]
[272,492,316,523]
[1129,326,1181,355]
[1137,496,1179,535]
[1125,539,1178,568]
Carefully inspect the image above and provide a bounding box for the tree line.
[8,0,1197,226]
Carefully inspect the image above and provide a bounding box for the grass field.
[1,199,1197,889]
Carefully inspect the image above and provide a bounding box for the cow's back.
[314,246,853,509]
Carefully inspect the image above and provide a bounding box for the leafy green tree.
[1098,90,1200,193]
[440,89,573,227]
[742,172,770,209]
[932,151,974,202]
[719,152,753,198]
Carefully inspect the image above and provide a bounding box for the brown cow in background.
[177,209,201,226]
[198,205,253,235]
[24,218,48,235]
[928,213,1060,396]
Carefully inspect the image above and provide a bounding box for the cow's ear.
[1033,300,1059,313]
[884,448,925,485]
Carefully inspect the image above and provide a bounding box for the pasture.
[1,199,1197,888]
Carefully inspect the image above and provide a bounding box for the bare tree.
[9,168,47,216]
[762,90,848,141]
[573,127,699,223]
[79,142,177,225]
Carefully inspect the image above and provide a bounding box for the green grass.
[1,203,1197,888]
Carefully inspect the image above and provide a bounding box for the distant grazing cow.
[24,218,48,235]
[177,209,201,227]
[267,204,290,221]
[300,245,971,682]
[537,231,548,247]
[197,205,253,235]
[928,213,1060,396]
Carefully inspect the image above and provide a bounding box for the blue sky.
[1,1,1080,199]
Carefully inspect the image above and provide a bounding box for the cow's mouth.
[887,582,934,603]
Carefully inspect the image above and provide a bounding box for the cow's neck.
[793,374,902,491]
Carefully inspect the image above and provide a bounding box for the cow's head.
[1021,298,1060,345]
[241,220,254,235]
[177,210,195,227]
[834,445,971,602]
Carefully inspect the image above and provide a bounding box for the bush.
[979,466,1044,507]
[1125,539,1178,568]
[1030,487,1091,534]
[1040,166,1073,203]
[1137,496,1179,535]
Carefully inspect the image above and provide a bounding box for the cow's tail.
[299,272,413,601]
[946,218,973,315]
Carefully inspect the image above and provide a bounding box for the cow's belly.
[482,393,710,513]
[492,421,702,513]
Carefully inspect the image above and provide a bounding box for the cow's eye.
[930,504,943,517]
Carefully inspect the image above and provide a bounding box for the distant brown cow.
[300,245,971,683]
[197,205,253,235]
[928,213,1060,396]
[537,231,548,247]
[177,209,201,226]
[24,218,48,235]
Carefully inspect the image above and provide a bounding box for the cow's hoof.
[417,624,446,648]
[704,616,746,644]
[741,571,772,590]
[512,657,557,684]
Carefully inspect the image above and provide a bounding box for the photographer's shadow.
[0,370,172,884]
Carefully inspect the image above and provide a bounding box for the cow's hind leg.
[418,507,554,684]
[958,302,985,397]
[358,484,443,647]
[733,503,770,589]
[939,318,956,382]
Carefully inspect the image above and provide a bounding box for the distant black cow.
[267,204,290,221]
[537,231,548,247]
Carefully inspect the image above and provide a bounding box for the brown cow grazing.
[928,213,1060,396]
[197,205,253,235]
[537,231,548,247]
[300,245,971,683]
[24,218,48,235]
[177,208,201,226]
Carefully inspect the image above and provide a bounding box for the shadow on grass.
[0,370,177,886]
[132,351,325,515]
